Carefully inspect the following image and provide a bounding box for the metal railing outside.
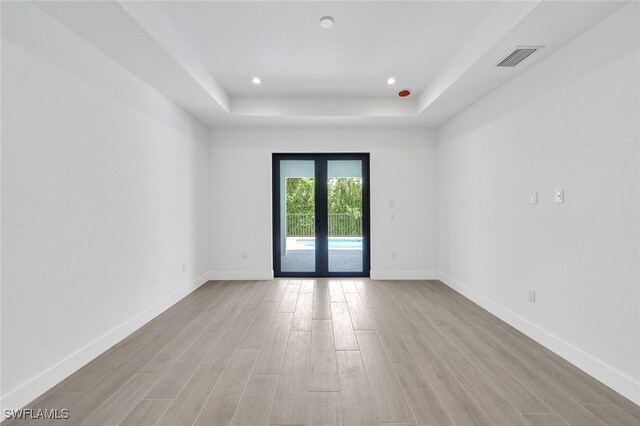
[287,213,362,237]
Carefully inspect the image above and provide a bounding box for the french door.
[273,153,370,277]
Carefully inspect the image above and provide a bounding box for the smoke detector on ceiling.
[320,16,334,29]
[496,46,544,67]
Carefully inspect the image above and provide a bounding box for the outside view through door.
[277,157,365,275]
[327,160,363,272]
[280,160,316,272]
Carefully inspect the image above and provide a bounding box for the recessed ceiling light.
[320,16,334,29]
[387,77,396,85]
[252,77,261,85]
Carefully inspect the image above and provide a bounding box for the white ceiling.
[155,1,499,97]
[8,1,630,127]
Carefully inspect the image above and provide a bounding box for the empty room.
[1,1,639,425]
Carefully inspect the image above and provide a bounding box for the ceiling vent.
[496,46,542,67]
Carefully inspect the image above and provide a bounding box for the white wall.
[1,3,211,411]
[208,127,437,280]
[437,3,639,403]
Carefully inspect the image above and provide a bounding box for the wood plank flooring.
[4,279,639,425]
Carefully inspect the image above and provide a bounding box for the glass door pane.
[280,160,316,273]
[327,160,363,273]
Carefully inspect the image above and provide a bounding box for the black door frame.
[272,153,370,277]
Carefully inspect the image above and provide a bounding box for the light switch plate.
[528,288,536,303]
[555,188,564,203]
[529,191,538,204]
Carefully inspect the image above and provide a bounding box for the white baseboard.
[370,270,439,280]
[0,271,212,413]
[437,272,640,405]
[209,270,274,281]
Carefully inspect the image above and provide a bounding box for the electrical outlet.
[555,188,564,203]
[528,288,536,303]
[529,191,538,204]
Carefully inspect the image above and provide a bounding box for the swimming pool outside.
[286,237,362,250]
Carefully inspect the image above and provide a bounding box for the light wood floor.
[5,279,640,426]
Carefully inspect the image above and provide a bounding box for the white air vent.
[496,46,542,67]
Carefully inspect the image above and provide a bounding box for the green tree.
[286,178,315,236]
[286,177,362,214]
[286,178,315,214]
[328,178,362,236]
[286,177,363,236]
[328,178,362,214]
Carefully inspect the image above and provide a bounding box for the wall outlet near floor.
[391,251,397,260]
[554,188,564,203]
[529,191,538,204]
[528,288,536,303]
[242,251,248,259]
